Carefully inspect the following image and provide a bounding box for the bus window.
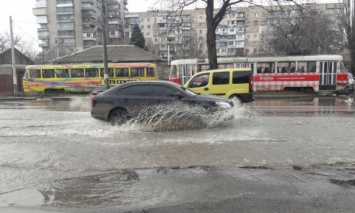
[116,68,129,77]
[29,69,40,78]
[146,68,156,77]
[42,69,55,78]
[130,68,144,77]
[99,68,114,77]
[56,69,69,78]
[85,68,98,77]
[71,69,84,78]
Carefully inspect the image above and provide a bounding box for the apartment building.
[33,0,127,61]
[123,3,343,60]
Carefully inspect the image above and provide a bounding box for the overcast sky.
[0,0,152,49]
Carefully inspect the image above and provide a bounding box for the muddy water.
[0,95,354,211]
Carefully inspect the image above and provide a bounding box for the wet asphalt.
[0,93,355,213]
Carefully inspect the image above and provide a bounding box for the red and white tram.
[169,55,350,92]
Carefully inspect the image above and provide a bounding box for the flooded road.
[0,95,355,212]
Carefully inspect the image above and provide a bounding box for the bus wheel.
[109,109,129,125]
[229,95,242,105]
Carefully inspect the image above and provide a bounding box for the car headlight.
[215,101,232,108]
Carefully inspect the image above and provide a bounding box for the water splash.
[120,101,256,132]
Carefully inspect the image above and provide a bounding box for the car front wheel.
[108,109,129,125]
[229,95,242,104]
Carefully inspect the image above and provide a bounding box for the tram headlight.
[215,101,232,109]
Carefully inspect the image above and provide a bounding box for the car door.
[151,84,181,105]
[116,84,155,117]
[186,73,211,95]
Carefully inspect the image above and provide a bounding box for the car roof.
[196,68,252,74]
[118,80,181,88]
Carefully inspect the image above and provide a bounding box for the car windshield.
[180,86,197,96]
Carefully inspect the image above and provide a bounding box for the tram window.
[257,62,275,73]
[297,62,307,72]
[170,66,177,76]
[42,69,55,78]
[55,69,69,78]
[233,71,250,84]
[85,68,98,77]
[116,68,129,77]
[308,62,316,72]
[146,68,156,77]
[278,62,296,73]
[213,72,229,85]
[340,62,347,72]
[29,69,40,78]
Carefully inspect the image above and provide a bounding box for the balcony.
[81,4,96,11]
[39,42,49,47]
[57,19,75,23]
[33,7,47,16]
[82,13,96,19]
[57,2,74,8]
[82,0,95,3]
[37,28,48,33]
[82,19,96,26]
[38,35,49,39]
[56,11,74,15]
[57,35,75,39]
[83,37,97,41]
[35,0,47,8]
[57,26,75,31]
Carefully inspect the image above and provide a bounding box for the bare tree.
[339,0,355,74]
[0,32,38,60]
[269,5,340,55]
[152,0,304,69]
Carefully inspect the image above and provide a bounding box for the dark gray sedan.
[91,80,234,125]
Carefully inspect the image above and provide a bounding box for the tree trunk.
[350,48,355,75]
[206,0,218,69]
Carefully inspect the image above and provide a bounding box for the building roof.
[0,48,34,65]
[51,45,167,64]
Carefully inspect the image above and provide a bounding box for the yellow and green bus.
[22,63,158,93]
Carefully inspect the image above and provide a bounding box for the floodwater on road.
[0,95,354,212]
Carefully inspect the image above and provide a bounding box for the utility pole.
[102,0,109,90]
[10,16,18,93]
